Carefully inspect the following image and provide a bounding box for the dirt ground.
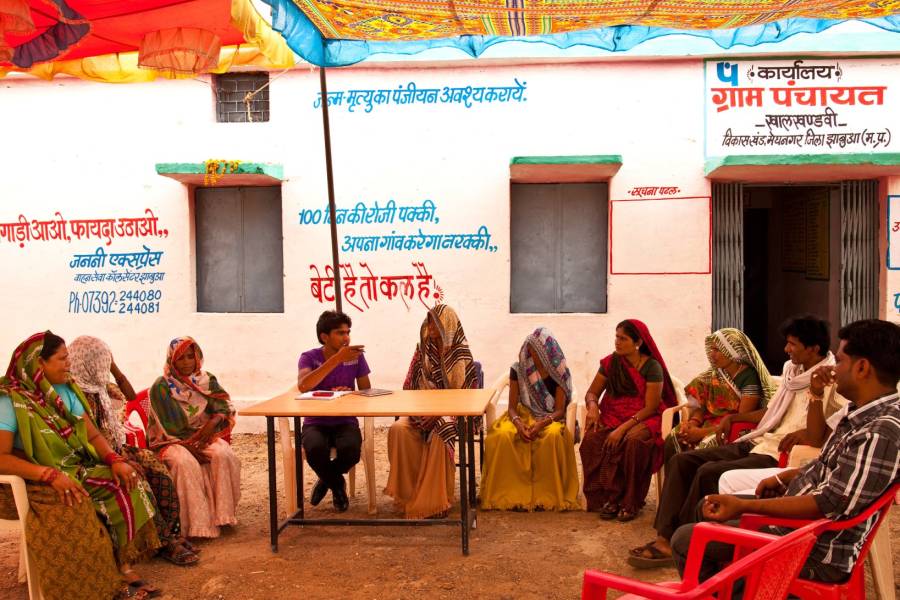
[1,430,897,600]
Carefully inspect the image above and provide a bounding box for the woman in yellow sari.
[480,327,580,511]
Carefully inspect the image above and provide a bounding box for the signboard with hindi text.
[705,58,898,157]
[890,195,900,270]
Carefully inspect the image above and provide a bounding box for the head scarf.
[68,336,127,450]
[513,327,573,420]
[602,319,677,410]
[147,336,234,449]
[0,332,98,471]
[700,328,777,405]
[405,304,479,391]
[402,304,478,458]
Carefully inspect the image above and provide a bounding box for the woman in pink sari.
[579,320,677,521]
[147,337,241,539]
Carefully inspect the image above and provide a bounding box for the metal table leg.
[294,416,304,520]
[266,416,278,552]
[467,416,477,529]
[457,416,470,555]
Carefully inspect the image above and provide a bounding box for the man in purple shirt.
[298,311,371,512]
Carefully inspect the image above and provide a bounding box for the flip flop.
[626,544,675,569]
[629,541,656,556]
[161,543,199,566]
[127,582,162,599]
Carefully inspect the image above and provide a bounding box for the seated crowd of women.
[0,333,241,600]
[0,307,775,599]
[386,308,773,522]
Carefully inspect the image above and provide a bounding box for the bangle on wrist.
[630,415,641,424]
[40,467,60,484]
[103,451,125,466]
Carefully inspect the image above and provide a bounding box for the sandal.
[181,539,202,554]
[127,582,161,599]
[626,543,674,569]
[161,542,199,566]
[598,502,619,520]
[617,508,638,522]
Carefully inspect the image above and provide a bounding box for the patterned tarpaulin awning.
[264,0,900,66]
[286,0,897,39]
[0,0,294,82]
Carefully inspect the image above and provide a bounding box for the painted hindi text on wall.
[298,198,498,253]
[705,58,897,156]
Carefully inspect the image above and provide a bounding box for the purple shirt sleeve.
[356,352,371,380]
[298,350,319,372]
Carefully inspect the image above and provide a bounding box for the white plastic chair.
[278,412,376,515]
[654,375,689,501]
[484,370,580,436]
[0,474,42,600]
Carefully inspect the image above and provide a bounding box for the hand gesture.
[51,472,90,506]
[755,474,787,499]
[702,494,743,522]
[777,430,807,453]
[808,365,835,397]
[111,461,139,491]
[715,414,734,445]
[514,419,533,442]
[604,426,625,450]
[585,404,601,433]
[335,345,365,363]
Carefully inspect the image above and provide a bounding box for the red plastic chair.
[582,519,825,600]
[737,481,900,600]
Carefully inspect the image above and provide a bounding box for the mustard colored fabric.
[480,404,580,511]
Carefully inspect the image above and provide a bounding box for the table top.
[240,388,493,417]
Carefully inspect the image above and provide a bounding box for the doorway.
[712,180,879,372]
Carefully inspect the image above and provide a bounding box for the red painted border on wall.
[609,195,713,275]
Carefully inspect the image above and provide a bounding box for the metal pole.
[319,66,342,312]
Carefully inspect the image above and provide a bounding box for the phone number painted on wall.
[68,289,162,315]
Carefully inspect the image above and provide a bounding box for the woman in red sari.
[580,319,677,521]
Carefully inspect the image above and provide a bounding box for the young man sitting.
[671,318,900,591]
[629,315,843,568]
[297,311,371,512]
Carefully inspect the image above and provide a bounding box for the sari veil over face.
[513,327,573,420]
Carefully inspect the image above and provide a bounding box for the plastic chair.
[278,411,376,516]
[582,518,824,600]
[0,474,42,600]
[655,375,689,501]
[738,481,900,600]
[484,370,581,439]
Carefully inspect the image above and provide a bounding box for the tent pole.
[319,66,343,312]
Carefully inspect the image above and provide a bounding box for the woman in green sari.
[0,331,161,599]
[663,328,777,463]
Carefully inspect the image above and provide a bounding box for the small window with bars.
[214,72,270,123]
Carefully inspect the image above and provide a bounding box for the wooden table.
[240,389,492,555]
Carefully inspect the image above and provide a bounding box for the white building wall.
[0,57,894,431]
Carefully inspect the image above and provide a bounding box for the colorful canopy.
[0,0,294,82]
[264,0,900,66]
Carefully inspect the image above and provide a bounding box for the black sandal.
[598,502,619,520]
[626,543,674,569]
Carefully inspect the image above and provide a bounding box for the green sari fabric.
[1,332,157,556]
